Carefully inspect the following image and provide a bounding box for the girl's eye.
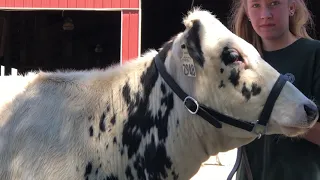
[270,1,280,6]
[252,4,260,8]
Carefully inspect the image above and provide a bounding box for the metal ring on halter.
[183,96,199,115]
[257,133,262,139]
[252,120,266,139]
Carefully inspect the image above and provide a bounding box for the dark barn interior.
[0,10,121,74]
[0,0,319,75]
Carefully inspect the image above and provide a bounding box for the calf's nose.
[304,104,318,123]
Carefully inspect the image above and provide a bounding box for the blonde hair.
[228,0,316,55]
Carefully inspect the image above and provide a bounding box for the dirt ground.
[190,148,238,180]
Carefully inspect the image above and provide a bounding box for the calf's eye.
[221,47,243,66]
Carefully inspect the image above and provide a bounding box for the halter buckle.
[252,120,267,139]
[183,96,199,114]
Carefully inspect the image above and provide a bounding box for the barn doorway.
[0,10,121,75]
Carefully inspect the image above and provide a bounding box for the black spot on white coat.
[133,135,174,180]
[185,20,205,67]
[160,83,167,95]
[172,171,179,180]
[241,82,262,101]
[89,126,93,137]
[106,104,110,112]
[220,68,224,74]
[106,174,119,180]
[84,162,92,178]
[121,60,160,158]
[241,82,251,100]
[120,148,124,155]
[125,166,134,180]
[110,115,116,126]
[219,80,226,88]
[251,83,262,96]
[99,113,106,132]
[229,68,240,86]
[95,164,101,175]
[119,51,176,179]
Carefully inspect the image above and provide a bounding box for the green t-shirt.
[236,38,320,180]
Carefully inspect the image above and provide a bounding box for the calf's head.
[164,8,318,139]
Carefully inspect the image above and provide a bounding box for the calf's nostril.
[304,104,318,123]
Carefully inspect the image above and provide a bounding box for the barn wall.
[121,10,139,64]
[0,0,139,9]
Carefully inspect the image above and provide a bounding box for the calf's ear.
[184,20,205,67]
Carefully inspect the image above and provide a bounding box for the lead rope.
[242,147,253,180]
[226,147,242,180]
[226,147,253,180]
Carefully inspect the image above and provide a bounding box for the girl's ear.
[289,0,296,16]
[245,12,250,21]
[243,5,250,21]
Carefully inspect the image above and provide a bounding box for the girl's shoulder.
[297,38,320,50]
[280,38,320,58]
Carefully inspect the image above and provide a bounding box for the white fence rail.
[0,65,18,76]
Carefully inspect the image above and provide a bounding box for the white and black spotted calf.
[0,8,318,180]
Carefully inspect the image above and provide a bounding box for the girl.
[228,0,320,180]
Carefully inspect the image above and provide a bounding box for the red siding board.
[111,0,121,9]
[122,12,130,63]
[130,11,138,60]
[15,0,24,7]
[121,0,129,9]
[24,0,32,8]
[59,0,68,8]
[130,0,139,8]
[42,0,50,8]
[0,0,139,8]
[94,0,102,8]
[50,0,59,8]
[103,0,111,9]
[86,0,94,8]
[33,0,41,7]
[68,0,76,8]
[6,0,14,7]
[76,0,85,8]
[121,10,139,64]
